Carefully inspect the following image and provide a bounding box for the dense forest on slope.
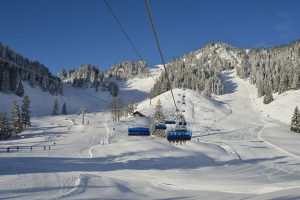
[0,43,63,96]
[151,40,300,98]
[0,43,148,98]
[107,60,149,80]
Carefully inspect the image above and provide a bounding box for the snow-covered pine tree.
[41,76,48,91]
[290,106,300,133]
[204,81,212,98]
[52,99,59,115]
[108,81,119,97]
[12,100,23,134]
[15,80,24,97]
[9,68,18,92]
[263,83,274,104]
[21,95,31,128]
[257,79,265,97]
[1,69,11,93]
[0,112,12,139]
[62,102,67,115]
[29,72,35,87]
[152,99,165,137]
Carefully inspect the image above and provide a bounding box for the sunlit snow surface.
[1,69,300,199]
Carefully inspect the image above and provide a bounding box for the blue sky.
[1,0,300,75]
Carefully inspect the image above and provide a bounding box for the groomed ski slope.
[1,70,300,199]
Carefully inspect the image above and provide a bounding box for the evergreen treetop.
[291,106,300,133]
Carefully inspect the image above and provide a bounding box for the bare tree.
[109,97,123,121]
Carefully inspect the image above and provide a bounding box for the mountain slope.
[0,43,63,95]
[151,39,300,99]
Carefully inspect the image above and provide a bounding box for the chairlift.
[177,121,187,126]
[167,120,191,142]
[165,120,176,124]
[167,130,192,142]
[128,127,150,136]
[155,124,167,130]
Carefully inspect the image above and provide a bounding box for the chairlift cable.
[103,0,143,60]
[103,0,173,107]
[144,0,178,111]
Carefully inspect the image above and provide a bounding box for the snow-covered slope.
[1,68,300,199]
[118,65,163,105]
[0,65,163,116]
[248,83,300,125]
[0,81,113,116]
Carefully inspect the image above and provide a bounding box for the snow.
[1,69,300,199]
[248,83,300,124]
[0,81,113,117]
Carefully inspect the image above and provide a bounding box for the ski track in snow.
[258,125,300,160]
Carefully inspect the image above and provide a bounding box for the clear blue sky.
[1,0,300,75]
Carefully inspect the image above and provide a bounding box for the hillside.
[0,65,163,117]
[151,40,300,99]
[0,43,63,96]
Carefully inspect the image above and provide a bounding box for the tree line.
[0,43,63,96]
[151,40,300,104]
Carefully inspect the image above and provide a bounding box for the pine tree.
[15,80,24,97]
[263,84,274,104]
[1,69,11,93]
[62,102,67,115]
[0,112,11,139]
[29,72,35,87]
[290,106,300,133]
[52,99,59,115]
[21,95,31,128]
[12,100,23,134]
[152,99,165,137]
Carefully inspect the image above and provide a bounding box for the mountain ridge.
[151,39,300,99]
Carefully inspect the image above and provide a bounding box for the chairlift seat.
[165,120,176,124]
[155,124,167,130]
[167,130,192,141]
[128,127,150,136]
